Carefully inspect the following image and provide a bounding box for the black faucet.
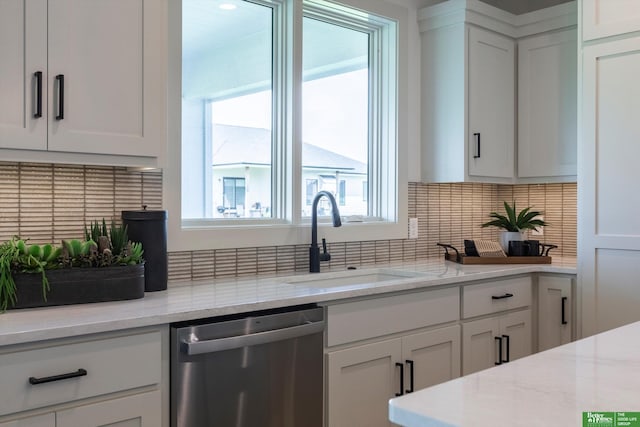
[309,191,342,273]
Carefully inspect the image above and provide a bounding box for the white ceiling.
[182,0,368,100]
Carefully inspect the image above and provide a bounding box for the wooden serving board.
[444,253,552,265]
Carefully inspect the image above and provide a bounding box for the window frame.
[165,0,408,251]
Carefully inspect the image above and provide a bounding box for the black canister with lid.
[122,208,168,292]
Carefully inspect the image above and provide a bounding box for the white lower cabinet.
[462,310,532,375]
[57,390,161,427]
[538,275,573,351]
[326,325,460,427]
[0,329,163,427]
[0,414,54,427]
[327,338,402,427]
[0,391,161,427]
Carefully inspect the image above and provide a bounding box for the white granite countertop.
[0,257,576,347]
[389,318,640,427]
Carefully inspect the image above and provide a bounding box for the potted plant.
[481,201,548,253]
[0,220,145,311]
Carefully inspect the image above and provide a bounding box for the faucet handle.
[320,238,331,262]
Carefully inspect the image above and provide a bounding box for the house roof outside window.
[211,124,367,175]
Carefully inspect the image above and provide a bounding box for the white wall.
[384,0,427,183]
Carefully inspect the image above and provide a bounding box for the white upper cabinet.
[582,0,640,41]
[0,0,166,164]
[518,28,577,180]
[419,0,577,184]
[420,17,515,183]
[0,0,47,150]
[468,27,515,180]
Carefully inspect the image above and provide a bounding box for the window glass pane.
[182,0,273,219]
[301,17,369,218]
[306,179,318,205]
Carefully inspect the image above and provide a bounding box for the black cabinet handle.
[492,293,514,300]
[55,74,64,120]
[473,133,481,158]
[494,336,502,365]
[395,362,404,396]
[562,296,568,325]
[33,71,43,118]
[502,334,510,363]
[405,360,414,393]
[29,368,87,385]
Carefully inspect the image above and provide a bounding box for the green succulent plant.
[109,221,129,257]
[0,238,62,311]
[481,201,548,232]
[0,219,144,311]
[85,218,108,243]
[120,242,144,266]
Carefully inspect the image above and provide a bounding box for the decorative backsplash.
[0,162,162,243]
[0,162,576,284]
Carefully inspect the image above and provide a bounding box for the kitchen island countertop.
[389,315,639,427]
[0,257,575,346]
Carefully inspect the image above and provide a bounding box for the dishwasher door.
[171,306,325,427]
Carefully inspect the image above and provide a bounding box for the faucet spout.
[310,191,342,273]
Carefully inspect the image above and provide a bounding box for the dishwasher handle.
[183,319,325,355]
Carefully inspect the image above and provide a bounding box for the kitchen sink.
[284,269,427,289]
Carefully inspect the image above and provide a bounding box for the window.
[222,177,246,213]
[301,16,369,217]
[181,0,274,220]
[167,0,407,250]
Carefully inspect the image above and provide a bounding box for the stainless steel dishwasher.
[170,305,325,427]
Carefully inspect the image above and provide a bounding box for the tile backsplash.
[0,162,576,284]
[0,162,162,243]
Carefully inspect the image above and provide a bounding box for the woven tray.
[437,243,554,265]
[443,253,552,264]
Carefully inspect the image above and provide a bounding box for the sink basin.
[284,270,426,289]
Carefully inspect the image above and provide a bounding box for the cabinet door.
[327,339,402,427]
[467,26,515,179]
[538,276,573,351]
[580,37,640,335]
[47,0,164,157]
[0,0,47,150]
[0,414,54,427]
[462,317,501,375]
[500,310,532,363]
[56,390,161,427]
[518,29,577,179]
[401,325,460,391]
[462,311,531,375]
[583,0,640,41]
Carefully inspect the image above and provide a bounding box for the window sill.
[168,219,408,252]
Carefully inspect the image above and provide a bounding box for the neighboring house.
[210,124,367,218]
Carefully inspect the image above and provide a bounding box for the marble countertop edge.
[0,257,576,347]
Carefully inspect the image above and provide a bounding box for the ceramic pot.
[499,231,525,253]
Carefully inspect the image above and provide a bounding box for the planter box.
[11,264,145,309]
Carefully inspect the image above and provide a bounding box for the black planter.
[11,264,145,309]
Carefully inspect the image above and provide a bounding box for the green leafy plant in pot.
[0,239,61,311]
[0,219,145,311]
[481,201,548,253]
